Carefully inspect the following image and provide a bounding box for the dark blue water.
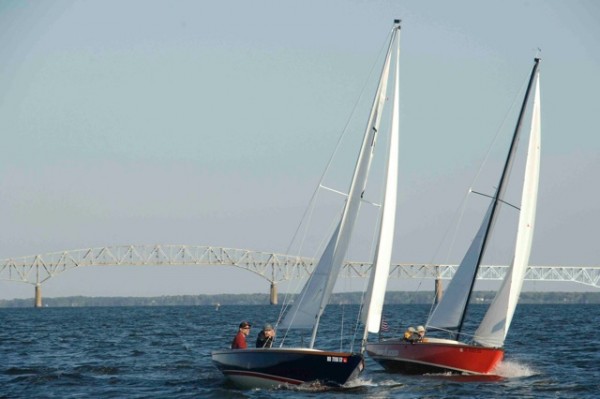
[1,303,599,398]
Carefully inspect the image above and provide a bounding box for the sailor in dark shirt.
[256,323,275,348]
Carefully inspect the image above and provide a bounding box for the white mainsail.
[474,72,541,347]
[361,28,400,335]
[279,23,401,347]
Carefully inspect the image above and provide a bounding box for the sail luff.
[361,25,400,340]
[474,69,541,347]
[278,23,398,343]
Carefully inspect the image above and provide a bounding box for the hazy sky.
[1,0,599,300]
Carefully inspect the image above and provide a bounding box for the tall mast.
[360,19,401,351]
[456,58,541,339]
[305,21,398,348]
[278,20,400,347]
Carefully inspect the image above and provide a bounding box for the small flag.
[380,317,389,332]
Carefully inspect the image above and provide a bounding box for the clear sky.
[1,0,599,300]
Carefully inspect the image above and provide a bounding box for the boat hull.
[366,338,503,375]
[211,347,364,389]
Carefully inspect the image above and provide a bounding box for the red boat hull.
[366,338,504,375]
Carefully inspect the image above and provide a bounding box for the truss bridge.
[1,244,598,307]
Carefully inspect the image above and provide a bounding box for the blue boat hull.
[211,347,364,388]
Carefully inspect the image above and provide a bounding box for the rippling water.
[1,303,599,398]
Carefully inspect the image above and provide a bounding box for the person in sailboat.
[416,325,427,342]
[231,321,251,349]
[403,326,417,342]
[255,323,276,348]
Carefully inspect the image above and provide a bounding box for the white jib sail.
[279,26,396,335]
[361,28,400,335]
[426,204,494,331]
[474,72,541,347]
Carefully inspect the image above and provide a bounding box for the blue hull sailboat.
[212,19,403,389]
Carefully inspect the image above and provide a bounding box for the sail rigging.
[360,25,401,341]
[278,22,401,350]
[474,66,541,347]
[427,58,541,342]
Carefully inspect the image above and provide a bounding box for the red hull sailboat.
[367,57,542,375]
[366,338,503,375]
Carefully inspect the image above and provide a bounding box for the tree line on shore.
[1,291,599,308]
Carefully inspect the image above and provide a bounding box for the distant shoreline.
[1,291,599,308]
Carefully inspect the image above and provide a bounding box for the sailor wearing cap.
[416,325,427,342]
[231,321,252,349]
[256,323,276,348]
[403,326,417,342]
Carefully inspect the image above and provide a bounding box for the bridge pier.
[434,274,443,304]
[34,284,42,308]
[270,282,278,305]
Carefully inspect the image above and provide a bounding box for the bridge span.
[1,244,599,307]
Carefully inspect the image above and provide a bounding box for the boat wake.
[420,360,538,382]
[494,360,537,379]
[273,376,402,392]
[389,359,539,383]
[346,376,403,389]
